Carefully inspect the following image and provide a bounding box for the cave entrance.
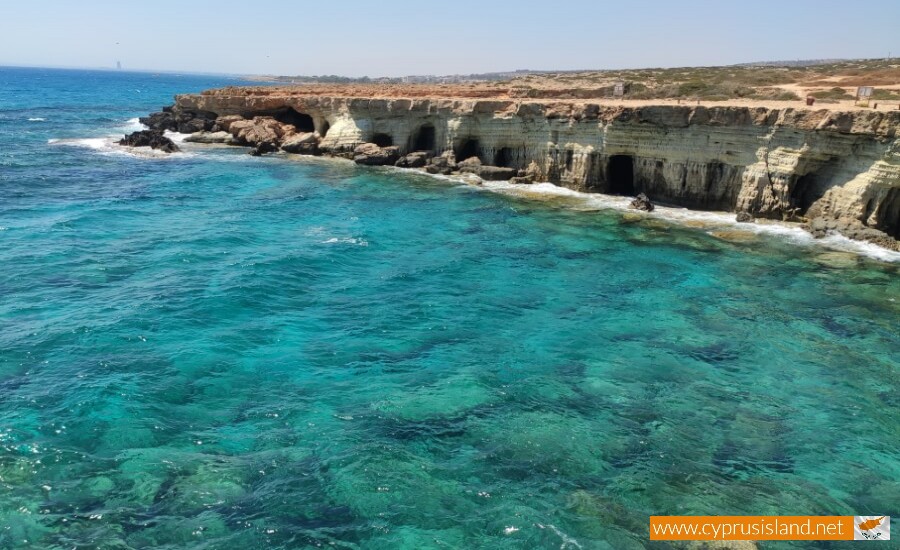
[372,133,394,147]
[412,124,436,152]
[455,138,480,162]
[790,172,827,215]
[608,155,635,195]
[272,108,315,132]
[876,187,900,238]
[319,120,330,137]
[494,147,514,168]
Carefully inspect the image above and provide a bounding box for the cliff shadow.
[372,133,394,147]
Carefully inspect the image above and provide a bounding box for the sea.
[0,67,897,549]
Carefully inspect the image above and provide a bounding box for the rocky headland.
[135,85,900,250]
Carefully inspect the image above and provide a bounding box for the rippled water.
[1,68,898,549]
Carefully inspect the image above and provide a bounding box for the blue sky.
[1,0,898,76]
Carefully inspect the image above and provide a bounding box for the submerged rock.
[629,193,655,212]
[353,143,401,166]
[710,230,757,242]
[735,212,755,223]
[119,130,179,153]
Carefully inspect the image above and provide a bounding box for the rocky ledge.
[131,89,900,251]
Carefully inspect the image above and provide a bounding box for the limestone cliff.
[167,88,900,247]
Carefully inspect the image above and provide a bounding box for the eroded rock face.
[155,90,900,248]
[119,130,179,153]
[229,117,294,147]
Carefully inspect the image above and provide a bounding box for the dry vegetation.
[501,58,900,103]
[243,59,900,110]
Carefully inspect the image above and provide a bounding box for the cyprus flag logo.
[854,516,890,541]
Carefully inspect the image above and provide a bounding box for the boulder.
[229,117,293,148]
[353,143,401,166]
[185,131,234,144]
[424,151,458,175]
[510,176,533,184]
[525,160,541,180]
[281,132,319,155]
[458,159,518,181]
[629,193,655,212]
[457,156,482,169]
[395,151,430,168]
[118,130,179,153]
[214,115,245,132]
[735,212,755,223]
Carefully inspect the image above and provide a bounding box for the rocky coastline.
[132,88,900,251]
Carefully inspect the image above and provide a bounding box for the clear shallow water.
[1,68,898,550]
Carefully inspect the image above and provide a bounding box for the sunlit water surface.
[1,67,898,549]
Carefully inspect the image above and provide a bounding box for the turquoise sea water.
[0,67,898,549]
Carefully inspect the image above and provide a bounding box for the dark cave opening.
[494,147,514,168]
[875,187,900,238]
[412,124,436,152]
[319,120,330,137]
[455,138,480,162]
[272,108,315,132]
[790,172,829,215]
[608,155,635,195]
[372,133,394,147]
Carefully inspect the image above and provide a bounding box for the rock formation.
[119,130,179,153]
[353,143,401,166]
[136,87,900,249]
[630,193,655,212]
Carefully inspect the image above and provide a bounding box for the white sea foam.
[470,179,900,263]
[321,237,369,247]
[47,136,186,159]
[28,117,46,122]
[122,117,145,132]
[164,130,191,143]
